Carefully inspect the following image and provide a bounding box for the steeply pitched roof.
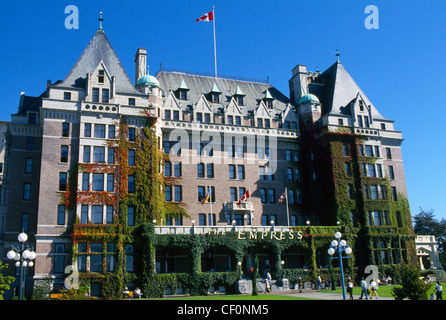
[56,30,139,95]
[310,61,387,120]
[156,71,290,115]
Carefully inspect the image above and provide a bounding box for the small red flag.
[196,10,214,22]
[237,190,250,206]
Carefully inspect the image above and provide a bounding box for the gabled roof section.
[313,61,387,120]
[156,71,290,114]
[57,30,139,94]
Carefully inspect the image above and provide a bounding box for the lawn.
[321,281,445,299]
[154,293,316,300]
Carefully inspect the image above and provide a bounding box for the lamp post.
[327,232,352,300]
[237,261,242,280]
[7,232,36,300]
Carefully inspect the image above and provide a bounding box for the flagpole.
[285,187,290,226]
[209,186,213,224]
[212,6,217,78]
[248,187,253,225]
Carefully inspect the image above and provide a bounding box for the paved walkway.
[279,289,394,300]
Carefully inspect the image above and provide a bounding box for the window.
[348,184,354,200]
[230,187,237,202]
[128,98,136,106]
[102,89,109,103]
[84,123,92,137]
[107,147,115,164]
[196,113,203,123]
[199,214,206,226]
[381,123,386,130]
[264,119,270,128]
[83,146,91,163]
[107,174,114,192]
[108,125,115,139]
[212,93,220,103]
[62,123,70,137]
[106,206,113,224]
[204,113,211,123]
[197,163,205,178]
[179,90,187,100]
[198,186,206,202]
[92,205,103,224]
[237,96,244,106]
[370,185,378,200]
[90,243,103,272]
[23,183,31,200]
[345,163,352,177]
[173,110,180,121]
[260,188,266,203]
[26,137,35,150]
[364,116,370,128]
[128,150,135,166]
[94,124,106,138]
[374,146,380,158]
[287,168,293,181]
[64,92,71,100]
[98,70,105,83]
[92,88,100,102]
[288,189,295,204]
[174,162,182,177]
[164,110,171,120]
[235,116,241,126]
[207,163,214,178]
[343,144,349,156]
[388,165,395,179]
[338,119,344,125]
[82,173,89,191]
[391,187,398,201]
[92,173,104,191]
[257,118,263,128]
[164,161,172,177]
[268,189,275,204]
[127,207,135,226]
[25,158,33,174]
[227,116,233,125]
[106,242,115,271]
[28,112,37,125]
[229,165,236,179]
[128,127,136,141]
[261,215,268,226]
[237,165,245,179]
[259,166,265,180]
[93,147,105,163]
[377,164,383,178]
[359,145,365,156]
[126,244,134,272]
[174,186,182,202]
[285,150,292,161]
[366,145,374,157]
[59,172,67,191]
[357,115,363,127]
[54,244,66,274]
[60,145,68,163]
[208,214,216,226]
[165,186,172,201]
[128,175,135,193]
[368,164,376,177]
[21,213,29,232]
[386,148,392,160]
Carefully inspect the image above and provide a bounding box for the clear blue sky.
[0,0,445,221]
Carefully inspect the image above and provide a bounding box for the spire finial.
[336,49,340,62]
[146,65,149,76]
[98,11,103,30]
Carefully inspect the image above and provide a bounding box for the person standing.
[298,277,304,293]
[359,278,368,300]
[347,277,354,300]
[435,281,443,300]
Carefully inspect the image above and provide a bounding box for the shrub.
[391,263,431,300]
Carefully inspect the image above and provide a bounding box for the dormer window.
[28,112,37,125]
[266,100,273,109]
[179,90,187,100]
[237,96,244,106]
[212,93,220,103]
[98,70,105,84]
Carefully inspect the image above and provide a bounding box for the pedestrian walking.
[347,277,354,300]
[316,275,324,290]
[359,278,368,300]
[265,272,272,293]
[435,281,443,300]
[370,280,379,299]
[298,277,304,293]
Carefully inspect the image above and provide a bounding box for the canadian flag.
[237,190,250,206]
[196,10,214,22]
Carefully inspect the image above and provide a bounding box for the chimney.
[135,48,147,85]
[18,92,25,112]
[289,65,308,106]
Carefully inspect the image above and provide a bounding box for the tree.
[0,260,15,300]
[413,208,446,267]
[391,263,431,300]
